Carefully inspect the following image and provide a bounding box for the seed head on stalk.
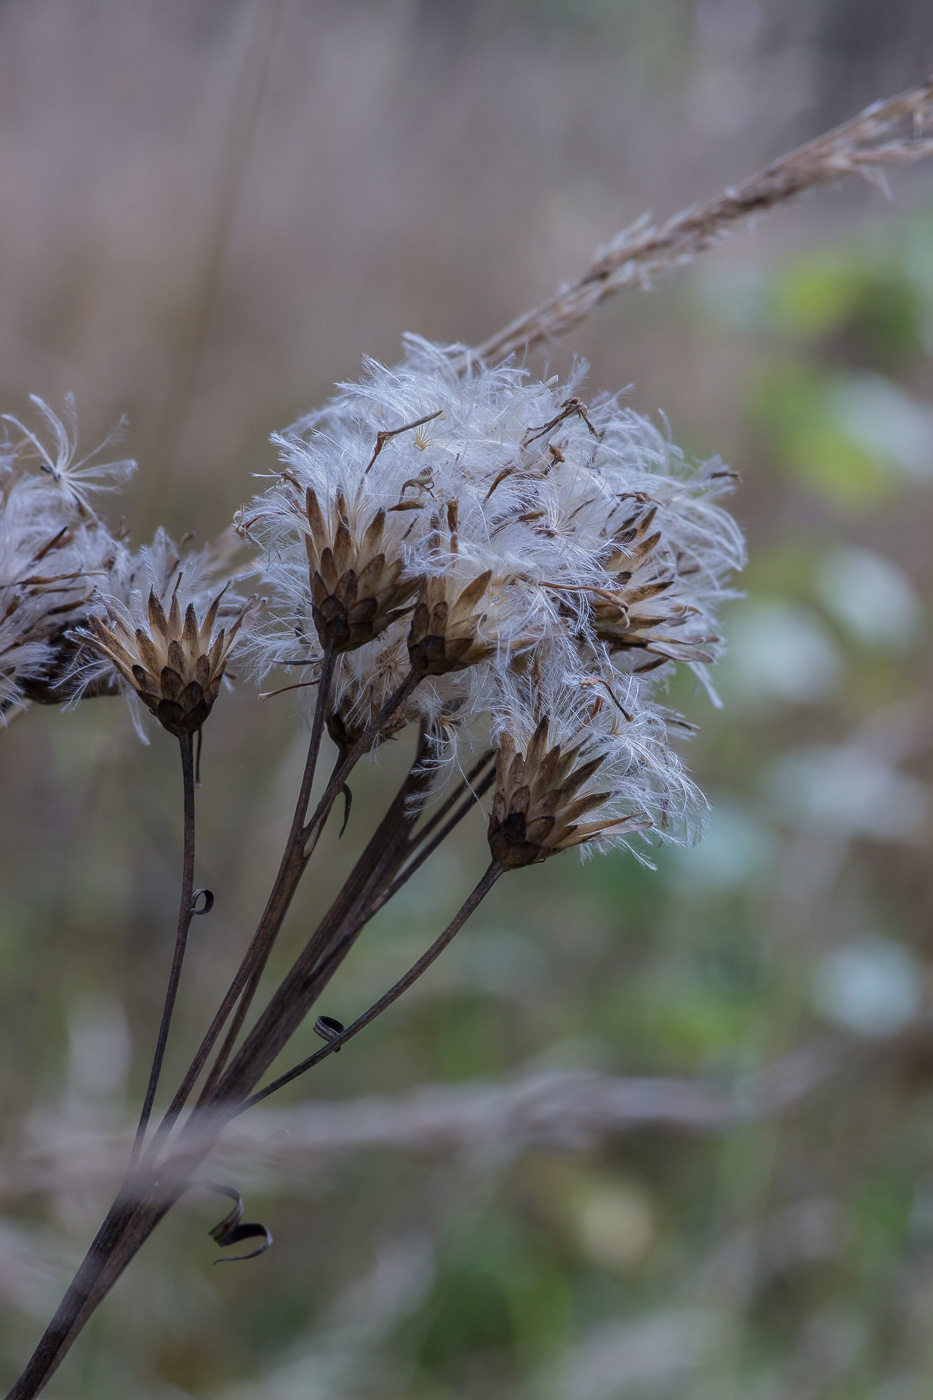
[11,80,933,1400]
[76,585,253,738]
[69,528,255,739]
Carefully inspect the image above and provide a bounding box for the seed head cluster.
[239,337,745,857]
[1,341,744,857]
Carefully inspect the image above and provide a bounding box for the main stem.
[5,850,501,1400]
[5,1178,182,1400]
[5,667,429,1398]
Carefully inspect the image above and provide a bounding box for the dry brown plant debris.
[466,78,933,366]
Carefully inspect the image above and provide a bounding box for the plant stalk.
[4,850,500,1400]
[5,687,496,1396]
[197,647,339,1097]
[130,732,197,1164]
[150,647,337,1142]
[239,862,503,1108]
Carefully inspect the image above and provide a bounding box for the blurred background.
[2,0,933,1395]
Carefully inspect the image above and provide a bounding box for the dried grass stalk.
[467,78,933,366]
[0,1049,833,1203]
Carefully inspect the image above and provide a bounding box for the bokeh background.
[2,1,933,1395]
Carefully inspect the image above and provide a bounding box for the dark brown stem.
[5,1155,198,1400]
[177,673,426,1123]
[220,726,486,1044]
[372,759,496,921]
[187,665,421,1114]
[406,749,493,848]
[130,733,196,1164]
[4,692,476,1398]
[274,726,434,982]
[299,669,421,858]
[197,647,339,1098]
[207,749,495,1104]
[207,845,495,1115]
[193,730,437,1115]
[4,759,493,1399]
[149,648,338,1144]
[239,863,503,1110]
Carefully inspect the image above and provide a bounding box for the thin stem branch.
[154,663,422,1135]
[239,863,503,1110]
[148,649,338,1146]
[372,760,496,921]
[130,734,197,1164]
[405,749,494,848]
[199,647,339,1096]
[215,746,483,1076]
[273,746,495,998]
[299,668,422,858]
[186,666,423,1111]
[282,648,339,851]
[194,732,436,1113]
[8,756,494,1397]
[202,738,496,1116]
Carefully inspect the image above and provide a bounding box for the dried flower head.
[581,497,723,669]
[68,528,253,738]
[324,635,413,756]
[408,569,497,676]
[77,585,251,737]
[488,717,653,869]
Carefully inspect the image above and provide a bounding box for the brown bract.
[303,487,419,654]
[82,588,251,737]
[408,571,496,677]
[488,719,650,869]
[591,503,716,669]
[325,702,409,757]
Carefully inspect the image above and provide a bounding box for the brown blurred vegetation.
[2,1,933,1396]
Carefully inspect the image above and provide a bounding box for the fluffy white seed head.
[241,338,745,856]
[67,527,252,738]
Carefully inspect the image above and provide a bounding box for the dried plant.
[2,78,932,1399]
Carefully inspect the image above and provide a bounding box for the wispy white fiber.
[0,400,135,719]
